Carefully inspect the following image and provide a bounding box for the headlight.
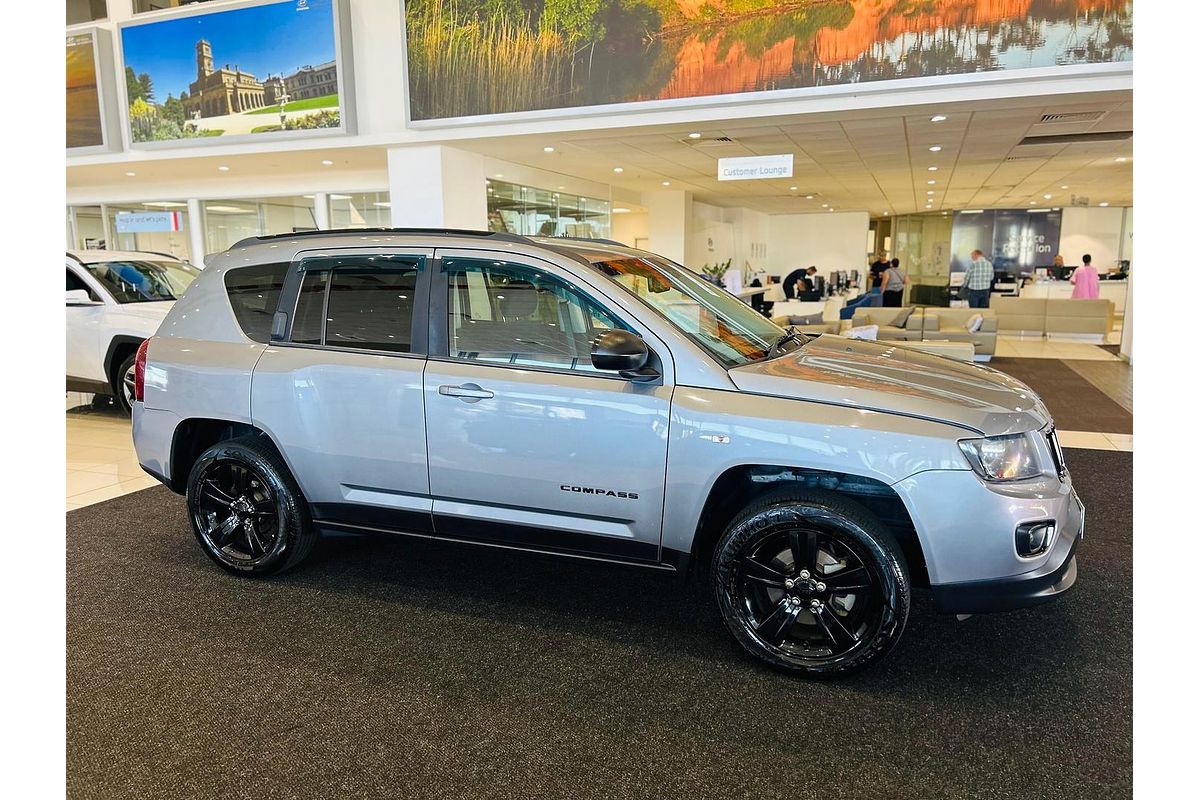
[958,434,1041,481]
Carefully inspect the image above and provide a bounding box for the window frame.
[274,248,433,358]
[428,249,657,381]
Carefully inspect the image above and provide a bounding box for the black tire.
[112,352,137,415]
[186,435,317,577]
[711,487,910,678]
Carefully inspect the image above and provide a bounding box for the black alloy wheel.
[713,488,910,677]
[186,437,317,576]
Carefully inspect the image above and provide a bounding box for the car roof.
[68,249,184,264]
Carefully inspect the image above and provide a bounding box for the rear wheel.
[186,436,317,576]
[712,488,910,677]
[112,353,137,415]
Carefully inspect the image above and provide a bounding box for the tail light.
[134,338,151,403]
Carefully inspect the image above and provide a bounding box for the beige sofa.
[770,315,840,335]
[850,307,923,341]
[921,308,998,359]
[992,297,1113,339]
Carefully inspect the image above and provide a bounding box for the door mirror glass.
[66,289,97,306]
[591,330,658,381]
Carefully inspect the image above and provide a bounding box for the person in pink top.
[1071,253,1100,299]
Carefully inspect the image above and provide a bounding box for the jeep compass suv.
[131,229,1083,676]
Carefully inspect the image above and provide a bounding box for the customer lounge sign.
[717,154,793,182]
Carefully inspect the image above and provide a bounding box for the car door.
[251,248,435,535]
[422,249,674,564]
[66,260,110,384]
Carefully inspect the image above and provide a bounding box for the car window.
[286,255,424,353]
[444,257,628,373]
[225,263,288,343]
[66,268,98,301]
[84,259,199,303]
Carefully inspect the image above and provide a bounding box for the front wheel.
[712,488,910,678]
[186,436,317,577]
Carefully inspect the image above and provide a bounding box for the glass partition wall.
[487,180,610,239]
[891,213,955,306]
[203,195,317,253]
[327,192,390,229]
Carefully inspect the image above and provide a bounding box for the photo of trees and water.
[405,0,1133,120]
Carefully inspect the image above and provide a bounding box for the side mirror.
[591,329,660,382]
[66,289,97,306]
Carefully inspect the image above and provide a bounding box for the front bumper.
[930,495,1083,613]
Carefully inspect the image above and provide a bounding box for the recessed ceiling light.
[942,211,949,215]
[929,146,942,152]
[1115,157,1127,162]
[612,207,631,213]
[829,208,835,212]
[494,173,504,178]
[928,166,938,171]
[790,186,798,191]
[927,180,936,185]
[125,171,136,177]
[1043,194,1053,199]
[558,186,565,190]
[613,167,624,173]
[1061,185,1069,189]
[662,181,671,187]
[1030,200,1038,205]
[218,165,230,172]
[884,211,890,216]
[931,115,947,123]
[1099,202,1110,207]
[321,160,333,166]
[821,203,829,208]
[805,195,814,200]
[688,132,702,139]
[543,146,555,153]
[927,190,935,195]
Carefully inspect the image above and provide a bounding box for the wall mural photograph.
[120,0,343,143]
[406,0,1134,121]
[67,33,104,149]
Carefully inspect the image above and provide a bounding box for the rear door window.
[225,263,287,343]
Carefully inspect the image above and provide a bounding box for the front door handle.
[438,383,494,401]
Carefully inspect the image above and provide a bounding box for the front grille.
[1046,427,1067,479]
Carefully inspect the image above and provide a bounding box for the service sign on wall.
[404,1,1133,122]
[115,211,184,234]
[949,209,1063,280]
[118,0,353,147]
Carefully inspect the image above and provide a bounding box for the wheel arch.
[168,417,287,494]
[688,463,928,587]
[104,335,145,390]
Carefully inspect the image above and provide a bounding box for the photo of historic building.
[184,39,268,118]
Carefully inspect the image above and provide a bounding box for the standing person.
[869,253,889,294]
[963,249,995,308]
[880,258,908,307]
[1070,253,1100,299]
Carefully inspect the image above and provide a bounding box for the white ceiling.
[452,89,1133,217]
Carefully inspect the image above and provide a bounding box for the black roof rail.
[230,228,531,249]
[536,235,629,248]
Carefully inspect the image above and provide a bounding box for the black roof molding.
[231,228,530,249]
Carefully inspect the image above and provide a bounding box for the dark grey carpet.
[990,357,1132,434]
[67,449,1131,799]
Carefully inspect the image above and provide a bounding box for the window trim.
[432,251,652,378]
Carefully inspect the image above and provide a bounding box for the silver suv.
[132,229,1083,676]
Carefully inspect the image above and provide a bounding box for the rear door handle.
[438,383,494,401]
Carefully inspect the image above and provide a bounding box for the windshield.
[590,253,794,367]
[83,259,199,303]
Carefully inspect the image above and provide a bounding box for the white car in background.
[67,250,200,413]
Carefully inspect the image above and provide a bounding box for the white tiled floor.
[994,335,1121,361]
[66,395,157,511]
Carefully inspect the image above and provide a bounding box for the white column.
[1119,272,1132,363]
[386,145,488,229]
[313,192,331,230]
[644,190,694,268]
[67,207,78,250]
[186,198,207,266]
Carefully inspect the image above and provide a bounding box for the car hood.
[728,335,1050,436]
[112,301,175,321]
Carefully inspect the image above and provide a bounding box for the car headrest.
[497,280,539,319]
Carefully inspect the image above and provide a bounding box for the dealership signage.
[717,154,793,181]
[115,211,183,233]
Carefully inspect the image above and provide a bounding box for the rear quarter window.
[224,263,287,343]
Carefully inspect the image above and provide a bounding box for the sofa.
[991,297,1113,339]
[771,315,840,335]
[920,308,998,359]
[850,307,923,341]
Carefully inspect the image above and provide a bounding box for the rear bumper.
[132,404,181,492]
[931,493,1084,614]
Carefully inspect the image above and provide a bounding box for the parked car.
[67,250,200,413]
[131,230,1083,677]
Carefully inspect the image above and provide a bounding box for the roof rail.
[230,228,531,249]
[538,236,629,248]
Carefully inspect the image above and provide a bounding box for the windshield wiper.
[766,326,811,360]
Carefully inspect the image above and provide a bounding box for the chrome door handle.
[438,383,494,400]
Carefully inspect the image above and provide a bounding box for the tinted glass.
[446,258,625,373]
[84,259,199,304]
[66,268,94,299]
[290,271,327,345]
[224,263,287,343]
[324,267,420,353]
